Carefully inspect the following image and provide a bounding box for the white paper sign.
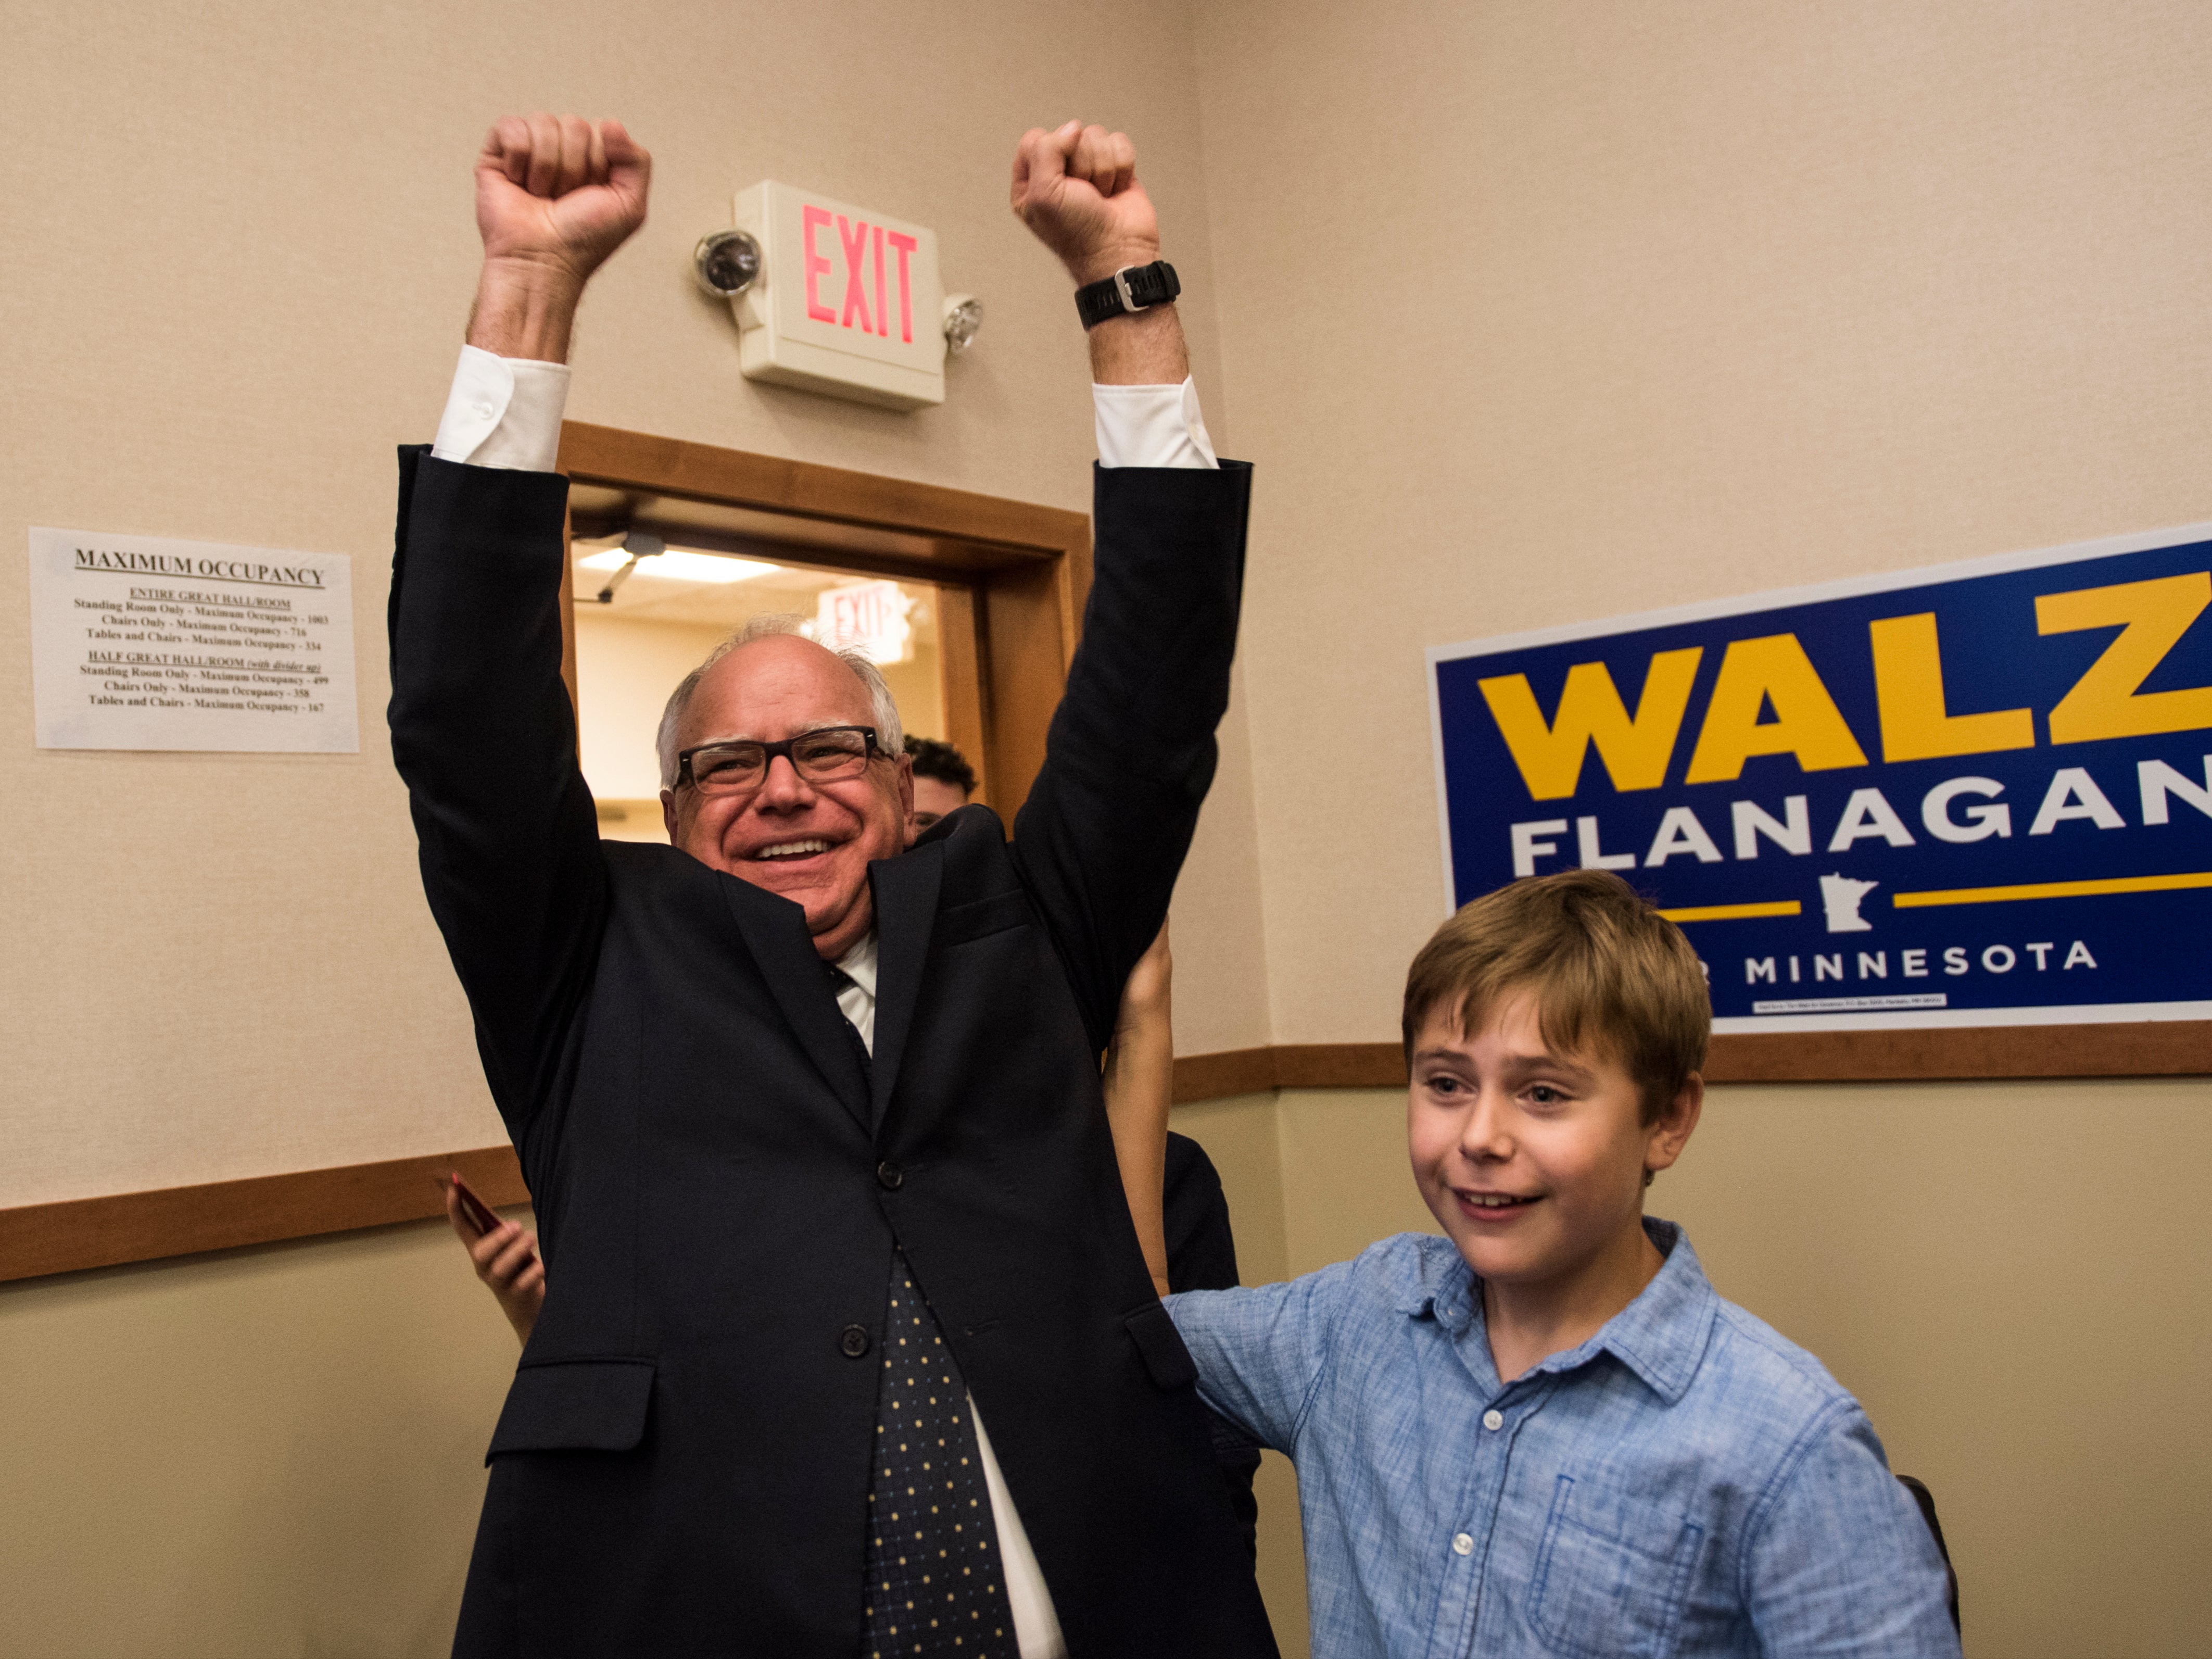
[30,527,358,752]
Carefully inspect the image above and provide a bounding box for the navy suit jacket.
[387,448,1275,1657]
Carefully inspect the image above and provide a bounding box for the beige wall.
[9,1,2212,1655]
[0,1213,530,1658]
[1194,0,2212,1040]
[1180,3,2212,1654]
[0,0,1267,1650]
[0,0,1253,1209]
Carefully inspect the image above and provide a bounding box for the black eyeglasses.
[675,726,885,796]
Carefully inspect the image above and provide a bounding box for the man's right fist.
[475,114,651,290]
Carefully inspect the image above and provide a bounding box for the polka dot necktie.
[859,1254,1020,1658]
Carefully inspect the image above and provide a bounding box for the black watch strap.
[1075,260,1181,330]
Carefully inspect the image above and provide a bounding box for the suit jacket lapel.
[867,842,942,1134]
[714,871,871,1134]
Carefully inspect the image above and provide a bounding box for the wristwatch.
[1075,260,1181,330]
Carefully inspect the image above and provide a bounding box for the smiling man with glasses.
[388,114,1272,1659]
[659,623,915,965]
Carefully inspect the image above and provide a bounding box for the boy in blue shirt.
[1165,869,1961,1657]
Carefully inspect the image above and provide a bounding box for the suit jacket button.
[840,1324,871,1359]
[875,1160,904,1190]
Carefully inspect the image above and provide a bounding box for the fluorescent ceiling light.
[577,547,780,585]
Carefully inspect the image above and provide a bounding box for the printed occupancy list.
[30,527,358,752]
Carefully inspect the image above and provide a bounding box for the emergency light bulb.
[942,294,983,354]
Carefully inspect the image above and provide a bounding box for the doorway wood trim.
[0,425,1094,1285]
[557,420,1093,817]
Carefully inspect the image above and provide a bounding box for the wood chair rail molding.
[8,1025,2203,1285]
[0,1147,532,1286]
[1168,1021,2212,1101]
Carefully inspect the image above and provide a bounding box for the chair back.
[1896,1474,1961,1636]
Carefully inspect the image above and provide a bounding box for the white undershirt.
[433,349,1215,1659]
[830,932,1067,1658]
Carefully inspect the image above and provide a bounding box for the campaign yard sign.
[1428,524,2212,1033]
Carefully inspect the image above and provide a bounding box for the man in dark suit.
[389,112,1272,1657]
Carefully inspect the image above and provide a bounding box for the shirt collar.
[1522,1218,1718,1404]
[836,931,879,1003]
[1393,1218,1720,1406]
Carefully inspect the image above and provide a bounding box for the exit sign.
[816,580,914,664]
[729,182,946,411]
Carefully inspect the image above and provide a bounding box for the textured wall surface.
[0,0,1263,1207]
[0,1215,528,1657]
[1178,9,2212,1649]
[1191,0,2212,1041]
[8,3,2212,1655]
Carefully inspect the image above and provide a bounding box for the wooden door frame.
[557,421,1093,820]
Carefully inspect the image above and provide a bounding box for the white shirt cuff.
[431,343,572,472]
[1092,378,1218,470]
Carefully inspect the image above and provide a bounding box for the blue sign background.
[1430,530,2212,1028]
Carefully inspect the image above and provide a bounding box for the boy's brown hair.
[1401,869,1711,1123]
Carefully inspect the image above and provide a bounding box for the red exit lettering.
[802,205,917,343]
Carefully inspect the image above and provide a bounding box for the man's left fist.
[1010,121,1161,286]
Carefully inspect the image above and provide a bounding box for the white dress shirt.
[432,343,1217,1659]
[431,343,1218,472]
[831,933,1067,1658]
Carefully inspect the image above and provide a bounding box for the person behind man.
[1164,870,1962,1658]
[391,112,1271,1656]
[905,736,977,835]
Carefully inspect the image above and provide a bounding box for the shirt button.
[473,400,496,420]
[1482,1409,1505,1431]
[875,1159,904,1190]
[839,1324,871,1359]
[1452,1532,1475,1556]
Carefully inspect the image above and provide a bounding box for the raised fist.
[1010,121,1161,286]
[475,114,651,290]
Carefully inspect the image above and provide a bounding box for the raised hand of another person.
[446,1180,546,1346]
[1118,918,1173,1030]
[467,114,651,362]
[1104,922,1175,1299]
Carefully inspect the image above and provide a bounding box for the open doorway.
[570,536,947,844]
[556,419,1094,838]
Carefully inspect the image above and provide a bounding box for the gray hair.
[655,613,905,790]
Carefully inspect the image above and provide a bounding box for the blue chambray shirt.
[1167,1220,1961,1659]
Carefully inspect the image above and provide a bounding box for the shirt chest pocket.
[1528,1474,1703,1659]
